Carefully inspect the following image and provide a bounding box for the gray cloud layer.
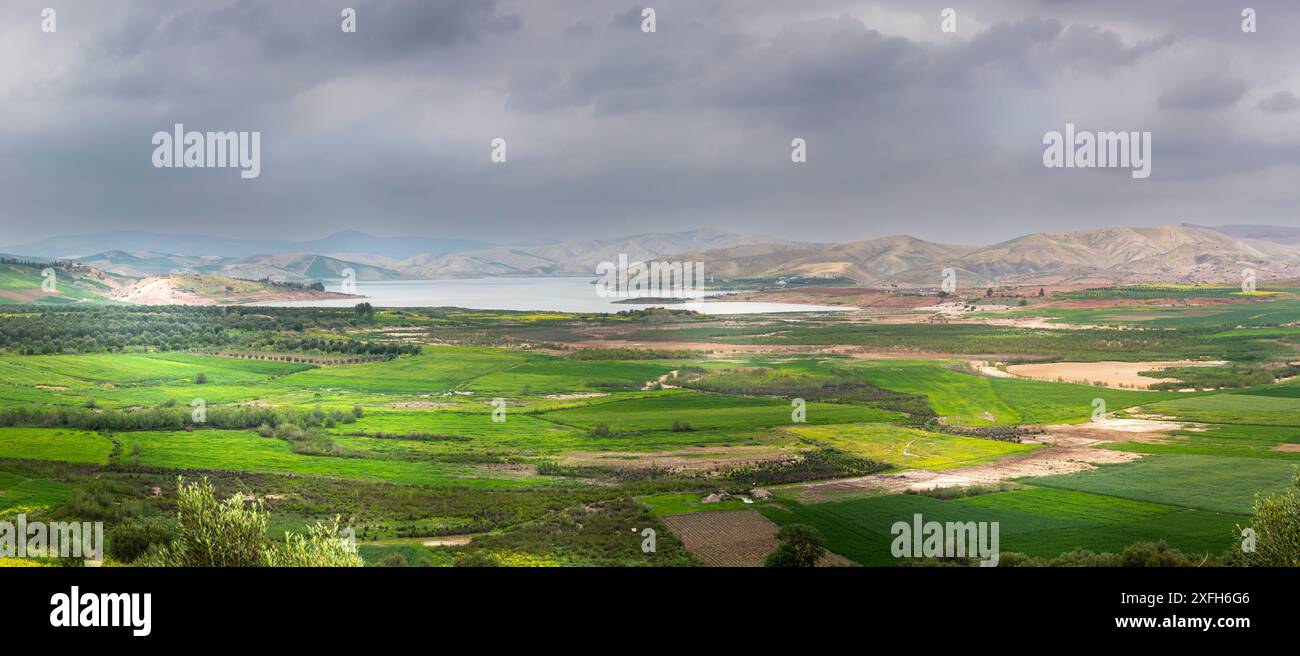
[2,0,1298,246]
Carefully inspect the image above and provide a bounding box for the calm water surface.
[256,277,854,314]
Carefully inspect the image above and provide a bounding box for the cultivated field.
[2,285,1298,567]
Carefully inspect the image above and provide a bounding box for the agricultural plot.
[638,492,755,515]
[0,471,70,518]
[1143,392,1300,427]
[538,390,901,433]
[759,487,1243,566]
[661,508,850,567]
[0,353,316,408]
[842,360,1182,425]
[1103,423,1300,461]
[464,358,680,396]
[0,353,310,387]
[272,346,530,394]
[0,428,113,464]
[329,408,769,456]
[1023,455,1296,515]
[788,423,1036,470]
[116,430,550,489]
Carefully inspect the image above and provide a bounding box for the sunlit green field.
[760,488,1244,566]
[539,390,903,432]
[0,470,71,518]
[118,430,544,489]
[0,428,114,464]
[788,423,1036,470]
[1026,455,1296,515]
[841,360,1188,425]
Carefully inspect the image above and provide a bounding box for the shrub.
[374,553,409,567]
[145,478,270,567]
[145,477,362,567]
[1239,470,1300,567]
[764,524,826,567]
[108,518,177,563]
[454,552,500,567]
[535,461,564,476]
[57,480,137,522]
[265,517,364,567]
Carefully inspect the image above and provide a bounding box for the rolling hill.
[11,224,1300,293]
[0,259,354,306]
[108,274,357,305]
[681,225,1300,287]
[398,228,788,278]
[1199,223,1300,245]
[0,259,128,304]
[73,251,404,283]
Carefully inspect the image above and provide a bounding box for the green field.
[788,423,1036,470]
[0,296,1297,567]
[539,390,902,433]
[841,360,1187,426]
[760,488,1243,566]
[0,428,115,464]
[1023,455,1296,515]
[0,470,71,518]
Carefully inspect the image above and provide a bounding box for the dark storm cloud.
[2,0,1299,247]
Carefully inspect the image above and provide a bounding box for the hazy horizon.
[4,222,1293,257]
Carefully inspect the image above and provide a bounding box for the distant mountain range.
[5,224,1300,287]
[682,225,1300,286]
[1194,223,1300,245]
[398,229,786,278]
[71,251,407,282]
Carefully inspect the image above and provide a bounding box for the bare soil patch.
[790,435,1143,503]
[969,361,1014,378]
[661,509,851,567]
[423,537,473,547]
[543,392,609,400]
[387,401,456,409]
[1005,360,1224,390]
[1024,419,1196,446]
[110,275,356,306]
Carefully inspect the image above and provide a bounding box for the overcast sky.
[2,0,1298,246]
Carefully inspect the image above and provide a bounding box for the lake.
[256,277,854,314]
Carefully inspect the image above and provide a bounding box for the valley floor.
[2,285,1299,567]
